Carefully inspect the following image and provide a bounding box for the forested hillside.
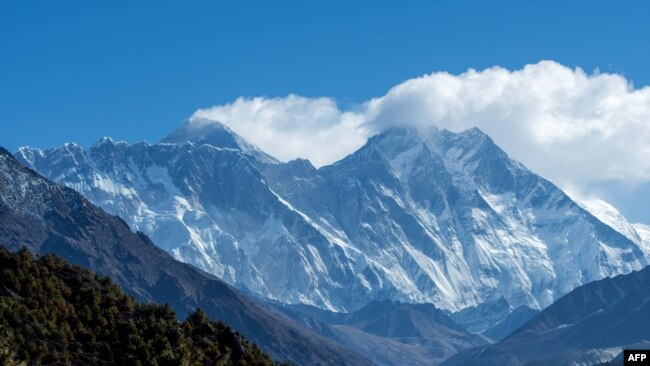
[0,246,279,366]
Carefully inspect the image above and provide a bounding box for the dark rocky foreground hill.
[0,147,373,366]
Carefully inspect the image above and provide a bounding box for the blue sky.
[2,0,649,151]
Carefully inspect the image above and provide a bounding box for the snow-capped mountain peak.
[578,197,650,259]
[162,119,278,163]
[15,124,649,321]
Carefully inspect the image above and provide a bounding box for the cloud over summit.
[192,94,368,167]
[191,60,650,191]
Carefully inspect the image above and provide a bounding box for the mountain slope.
[579,198,650,259]
[260,126,647,315]
[0,246,276,366]
[279,300,489,366]
[0,147,374,366]
[16,139,357,310]
[441,264,650,366]
[16,124,648,321]
[482,305,539,341]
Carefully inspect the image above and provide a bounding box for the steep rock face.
[0,147,374,366]
[17,140,357,310]
[261,127,647,312]
[16,124,648,315]
[441,265,650,366]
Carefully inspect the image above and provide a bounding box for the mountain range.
[0,145,494,366]
[10,119,650,365]
[16,121,649,320]
[0,147,373,366]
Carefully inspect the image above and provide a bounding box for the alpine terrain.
[442,263,650,365]
[0,147,374,366]
[15,121,650,331]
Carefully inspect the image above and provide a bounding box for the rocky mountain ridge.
[16,122,649,323]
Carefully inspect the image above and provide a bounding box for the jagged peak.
[287,158,316,169]
[91,136,128,149]
[63,142,81,148]
[16,145,42,153]
[335,125,511,171]
[162,119,278,164]
[460,126,487,137]
[13,146,43,169]
[94,136,114,146]
[131,140,152,147]
[368,125,424,145]
[163,120,235,145]
[368,124,493,148]
[441,126,493,147]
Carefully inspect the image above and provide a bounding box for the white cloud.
[365,61,650,188]
[192,94,368,167]
[191,60,650,192]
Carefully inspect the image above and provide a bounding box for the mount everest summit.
[16,120,649,323]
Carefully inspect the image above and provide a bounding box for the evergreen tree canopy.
[0,246,280,366]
